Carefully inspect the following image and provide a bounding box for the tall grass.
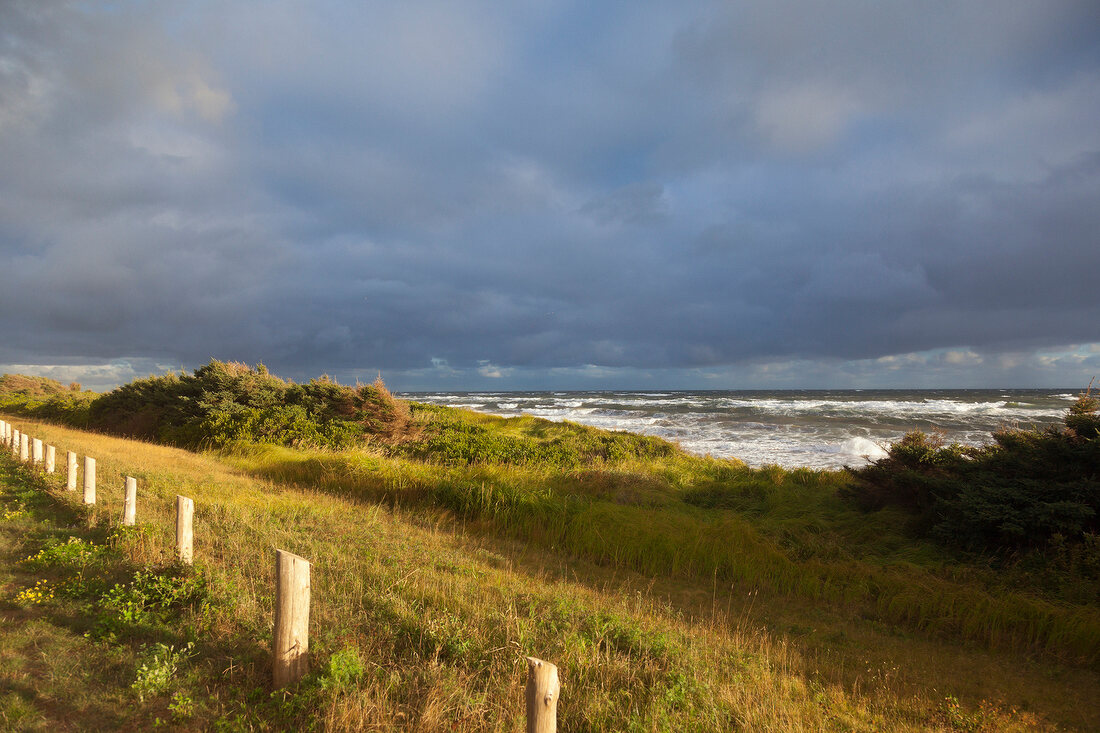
[7,418,1077,730]
[5,361,1098,667]
[220,441,1100,668]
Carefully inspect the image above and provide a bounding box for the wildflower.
[15,579,55,605]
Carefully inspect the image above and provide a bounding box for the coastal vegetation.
[846,387,1099,571]
[1,362,1098,730]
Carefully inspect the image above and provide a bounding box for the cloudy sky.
[2,1,1099,391]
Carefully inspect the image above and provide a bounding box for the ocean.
[400,389,1080,470]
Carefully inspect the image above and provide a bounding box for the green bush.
[0,374,95,425]
[404,406,678,467]
[2,361,676,465]
[845,392,1100,553]
[83,361,416,450]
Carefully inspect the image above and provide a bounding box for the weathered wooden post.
[10,429,18,456]
[32,438,43,465]
[176,495,194,564]
[20,433,29,461]
[122,477,137,526]
[46,445,55,473]
[273,549,311,688]
[66,451,78,491]
[525,657,560,733]
[83,456,96,504]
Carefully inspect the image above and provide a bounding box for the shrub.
[0,373,73,400]
[403,407,678,467]
[84,360,419,450]
[845,392,1100,553]
[0,373,95,425]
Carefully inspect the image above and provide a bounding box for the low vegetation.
[846,389,1099,567]
[3,362,414,450]
[2,363,1098,729]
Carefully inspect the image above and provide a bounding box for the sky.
[2,0,1099,392]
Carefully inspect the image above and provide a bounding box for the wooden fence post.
[176,496,194,564]
[123,477,137,526]
[525,657,560,733]
[32,438,43,465]
[20,433,29,461]
[46,445,55,473]
[83,456,96,504]
[67,451,78,491]
[11,429,18,456]
[273,549,311,688]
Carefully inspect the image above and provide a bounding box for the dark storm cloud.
[1,0,1099,388]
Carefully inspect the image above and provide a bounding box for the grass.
[0,415,1097,730]
[221,438,1100,667]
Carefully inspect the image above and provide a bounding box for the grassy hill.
[1,364,1098,730]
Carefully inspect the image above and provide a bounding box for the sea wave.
[404,389,1071,469]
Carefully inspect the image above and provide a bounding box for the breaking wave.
[403,389,1073,469]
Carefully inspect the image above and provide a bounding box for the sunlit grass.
[0,415,1096,730]
[219,436,1100,666]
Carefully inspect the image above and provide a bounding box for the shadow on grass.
[228,447,1100,671]
[0,455,278,729]
[0,459,87,530]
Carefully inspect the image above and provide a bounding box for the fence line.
[0,417,560,727]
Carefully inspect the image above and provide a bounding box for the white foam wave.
[837,437,889,462]
[408,390,1068,469]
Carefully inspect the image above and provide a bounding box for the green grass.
[221,436,1100,667]
[1,412,1098,730]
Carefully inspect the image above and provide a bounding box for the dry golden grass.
[1,415,1096,730]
